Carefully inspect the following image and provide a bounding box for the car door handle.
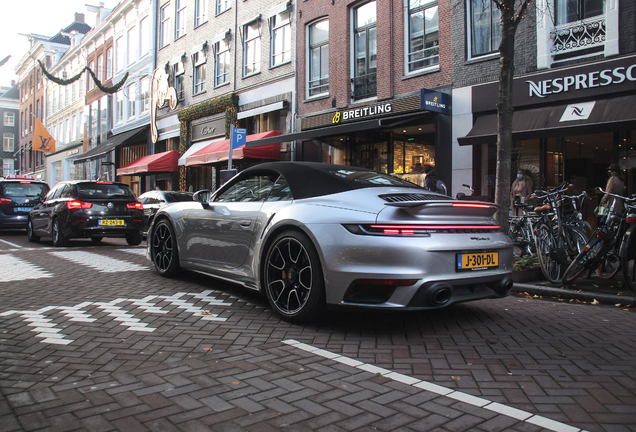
[239,220,252,227]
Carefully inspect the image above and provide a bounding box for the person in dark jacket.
[424,165,438,192]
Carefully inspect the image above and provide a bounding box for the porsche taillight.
[67,200,93,210]
[343,224,501,236]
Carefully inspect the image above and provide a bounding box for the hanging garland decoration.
[177,93,239,191]
[38,59,129,94]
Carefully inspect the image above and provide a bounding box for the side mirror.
[193,189,212,209]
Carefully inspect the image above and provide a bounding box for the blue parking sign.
[231,127,247,150]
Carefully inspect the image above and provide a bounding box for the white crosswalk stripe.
[0,290,233,344]
[118,248,147,256]
[49,250,149,272]
[0,255,53,282]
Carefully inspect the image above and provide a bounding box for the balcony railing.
[550,16,605,55]
[351,72,377,100]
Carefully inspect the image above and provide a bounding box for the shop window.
[352,2,377,100]
[407,0,439,73]
[467,0,501,58]
[307,19,329,97]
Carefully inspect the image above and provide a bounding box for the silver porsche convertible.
[147,162,513,322]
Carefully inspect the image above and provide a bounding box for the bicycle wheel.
[621,228,636,292]
[596,246,620,279]
[562,236,604,285]
[564,226,588,257]
[534,223,561,283]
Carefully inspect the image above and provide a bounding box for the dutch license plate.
[99,219,124,226]
[457,252,499,271]
[16,207,31,212]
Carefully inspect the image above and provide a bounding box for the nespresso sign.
[191,118,225,142]
[473,55,636,113]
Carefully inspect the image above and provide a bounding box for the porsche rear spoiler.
[383,200,498,217]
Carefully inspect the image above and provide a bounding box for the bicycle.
[508,202,540,257]
[620,208,636,291]
[532,182,589,283]
[562,188,636,285]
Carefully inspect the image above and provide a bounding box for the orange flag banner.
[33,117,56,153]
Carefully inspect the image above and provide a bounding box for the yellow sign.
[33,117,56,153]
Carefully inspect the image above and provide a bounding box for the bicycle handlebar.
[596,187,636,202]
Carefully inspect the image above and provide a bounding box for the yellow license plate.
[99,219,124,226]
[457,252,499,271]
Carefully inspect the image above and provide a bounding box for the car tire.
[263,230,326,323]
[151,219,180,276]
[126,233,143,246]
[27,218,40,243]
[51,218,68,247]
[91,237,103,244]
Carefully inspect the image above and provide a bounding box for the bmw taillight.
[127,202,143,210]
[67,200,93,210]
[0,198,12,205]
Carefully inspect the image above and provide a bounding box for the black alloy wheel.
[51,218,68,247]
[151,220,179,276]
[27,218,40,243]
[264,230,325,323]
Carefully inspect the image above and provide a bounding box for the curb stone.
[512,282,636,307]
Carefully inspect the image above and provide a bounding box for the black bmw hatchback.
[27,180,144,246]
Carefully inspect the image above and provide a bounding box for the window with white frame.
[217,0,230,15]
[106,48,113,78]
[3,133,14,151]
[79,75,85,97]
[140,76,150,113]
[215,38,230,87]
[127,26,137,65]
[271,9,291,66]
[352,1,377,100]
[243,19,261,76]
[3,112,14,127]
[51,124,57,140]
[64,118,69,143]
[71,115,77,142]
[127,83,136,119]
[72,81,76,102]
[555,0,605,25]
[173,60,185,99]
[139,17,149,55]
[88,61,95,90]
[97,54,103,81]
[3,159,14,176]
[160,3,171,48]
[116,36,124,71]
[193,50,207,94]
[407,0,439,73]
[308,19,329,97]
[468,0,501,58]
[195,0,207,27]
[175,0,186,39]
[64,86,69,107]
[59,87,63,110]
[116,89,124,123]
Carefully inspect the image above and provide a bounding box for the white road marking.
[49,250,148,272]
[118,248,147,256]
[0,290,232,343]
[283,339,583,432]
[0,255,53,282]
[0,238,23,248]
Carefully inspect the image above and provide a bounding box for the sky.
[0,0,120,87]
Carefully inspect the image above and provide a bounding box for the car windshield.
[165,193,194,203]
[329,169,421,188]
[77,183,135,200]
[0,182,49,198]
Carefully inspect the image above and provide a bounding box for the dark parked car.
[0,175,50,230]
[27,180,144,246]
[138,190,194,234]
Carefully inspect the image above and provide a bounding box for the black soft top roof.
[241,161,421,200]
